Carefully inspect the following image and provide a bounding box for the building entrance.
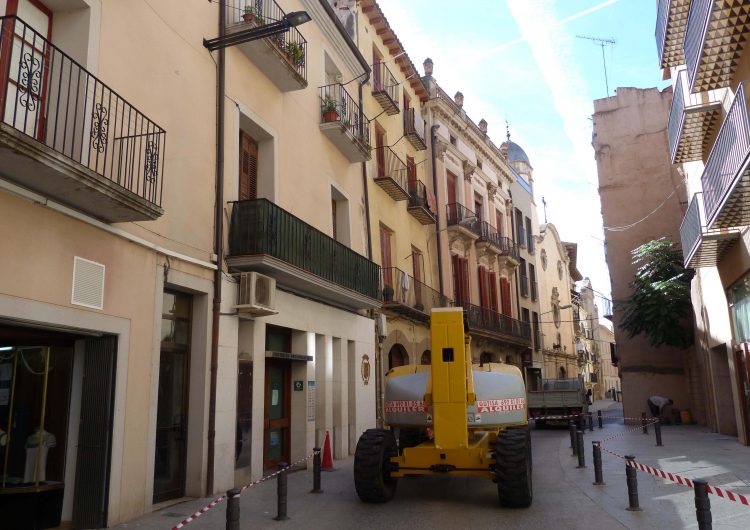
[263,360,290,471]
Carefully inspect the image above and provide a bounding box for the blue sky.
[376,0,670,301]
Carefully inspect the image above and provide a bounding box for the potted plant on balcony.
[382,285,394,302]
[284,42,305,67]
[414,302,425,311]
[322,95,339,123]
[243,6,257,22]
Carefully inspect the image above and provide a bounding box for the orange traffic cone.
[322,430,334,470]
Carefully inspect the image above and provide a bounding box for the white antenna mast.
[576,35,616,97]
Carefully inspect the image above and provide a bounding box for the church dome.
[502,141,530,164]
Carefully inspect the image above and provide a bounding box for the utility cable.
[603,179,685,232]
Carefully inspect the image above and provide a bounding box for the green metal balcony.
[227,199,380,310]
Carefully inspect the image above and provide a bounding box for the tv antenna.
[576,35,616,97]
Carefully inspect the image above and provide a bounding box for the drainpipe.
[359,81,372,260]
[430,123,444,296]
[206,0,226,497]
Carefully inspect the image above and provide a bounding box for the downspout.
[207,0,226,496]
[430,123,444,296]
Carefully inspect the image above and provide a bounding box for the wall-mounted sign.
[307,381,316,422]
[361,354,371,385]
[294,380,303,391]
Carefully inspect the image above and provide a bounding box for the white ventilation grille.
[71,257,105,310]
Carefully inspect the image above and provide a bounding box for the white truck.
[527,378,587,426]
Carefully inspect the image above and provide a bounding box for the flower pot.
[242,13,255,22]
[323,110,339,123]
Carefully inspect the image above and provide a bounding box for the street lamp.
[203,10,312,52]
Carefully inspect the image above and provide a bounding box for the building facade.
[421,61,532,371]
[0,0,381,526]
[657,0,750,443]
[596,323,619,401]
[536,224,579,379]
[592,85,709,424]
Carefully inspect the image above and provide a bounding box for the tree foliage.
[620,238,694,348]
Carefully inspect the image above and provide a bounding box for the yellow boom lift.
[354,307,532,506]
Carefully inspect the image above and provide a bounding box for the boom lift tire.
[494,426,532,508]
[354,429,399,503]
[397,428,423,454]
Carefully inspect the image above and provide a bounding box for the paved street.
[117,402,750,530]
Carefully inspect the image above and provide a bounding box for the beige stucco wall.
[593,86,707,423]
[536,223,577,379]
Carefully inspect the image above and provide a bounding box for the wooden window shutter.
[239,131,258,200]
[500,278,512,316]
[452,255,460,304]
[460,258,470,305]
[478,266,488,308]
[490,272,499,312]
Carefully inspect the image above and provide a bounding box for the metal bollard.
[578,413,585,431]
[226,488,241,530]
[597,409,603,429]
[569,420,577,455]
[694,479,712,530]
[654,419,663,447]
[592,441,605,485]
[275,462,289,521]
[641,412,649,434]
[625,455,642,511]
[587,412,594,432]
[576,431,586,468]
[311,448,323,493]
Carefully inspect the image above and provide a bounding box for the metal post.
[275,462,289,521]
[597,409,603,429]
[592,441,605,485]
[587,412,594,432]
[226,488,241,530]
[576,431,585,468]
[694,479,712,530]
[311,448,323,493]
[625,455,641,511]
[569,420,577,455]
[654,419,663,447]
[578,413,585,431]
[641,412,648,434]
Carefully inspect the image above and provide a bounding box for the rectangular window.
[529,264,537,301]
[519,258,528,298]
[500,277,512,316]
[375,123,386,178]
[412,247,423,305]
[478,266,489,309]
[452,255,470,306]
[525,217,534,253]
[495,209,504,237]
[515,208,525,247]
[380,224,393,289]
[239,130,258,200]
[474,192,483,223]
[446,171,458,205]
[489,272,499,312]
[532,312,541,351]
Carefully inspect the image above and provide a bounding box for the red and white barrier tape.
[170,450,319,530]
[625,459,750,506]
[600,419,658,443]
[596,427,750,508]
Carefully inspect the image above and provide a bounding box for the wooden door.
[372,49,382,91]
[412,248,423,306]
[500,278,512,316]
[452,256,470,307]
[239,131,258,200]
[380,225,392,289]
[263,360,291,470]
[490,272,499,312]
[406,155,416,193]
[1,0,53,138]
[447,171,457,205]
[375,126,385,178]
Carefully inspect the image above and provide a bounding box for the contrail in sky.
[483,0,621,56]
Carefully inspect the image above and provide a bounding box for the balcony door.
[239,130,258,200]
[452,255,469,307]
[1,0,53,138]
[500,277,512,316]
[375,125,385,178]
[412,248,423,306]
[380,224,393,291]
[446,170,457,206]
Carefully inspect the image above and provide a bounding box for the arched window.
[420,350,431,365]
[388,344,408,370]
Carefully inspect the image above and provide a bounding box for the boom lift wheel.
[494,426,532,508]
[354,429,399,503]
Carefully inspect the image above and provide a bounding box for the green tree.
[620,238,694,348]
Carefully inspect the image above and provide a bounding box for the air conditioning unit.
[235,272,278,317]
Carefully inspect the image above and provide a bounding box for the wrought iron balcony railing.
[319,83,371,162]
[571,290,581,306]
[403,107,426,150]
[684,0,749,92]
[372,62,399,115]
[680,192,741,268]
[225,0,307,84]
[228,199,379,301]
[655,0,689,69]
[600,296,613,320]
[476,221,520,261]
[0,15,166,221]
[407,179,436,224]
[701,83,750,229]
[373,146,408,201]
[446,202,478,232]
[462,302,531,345]
[668,69,723,164]
[380,267,450,321]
